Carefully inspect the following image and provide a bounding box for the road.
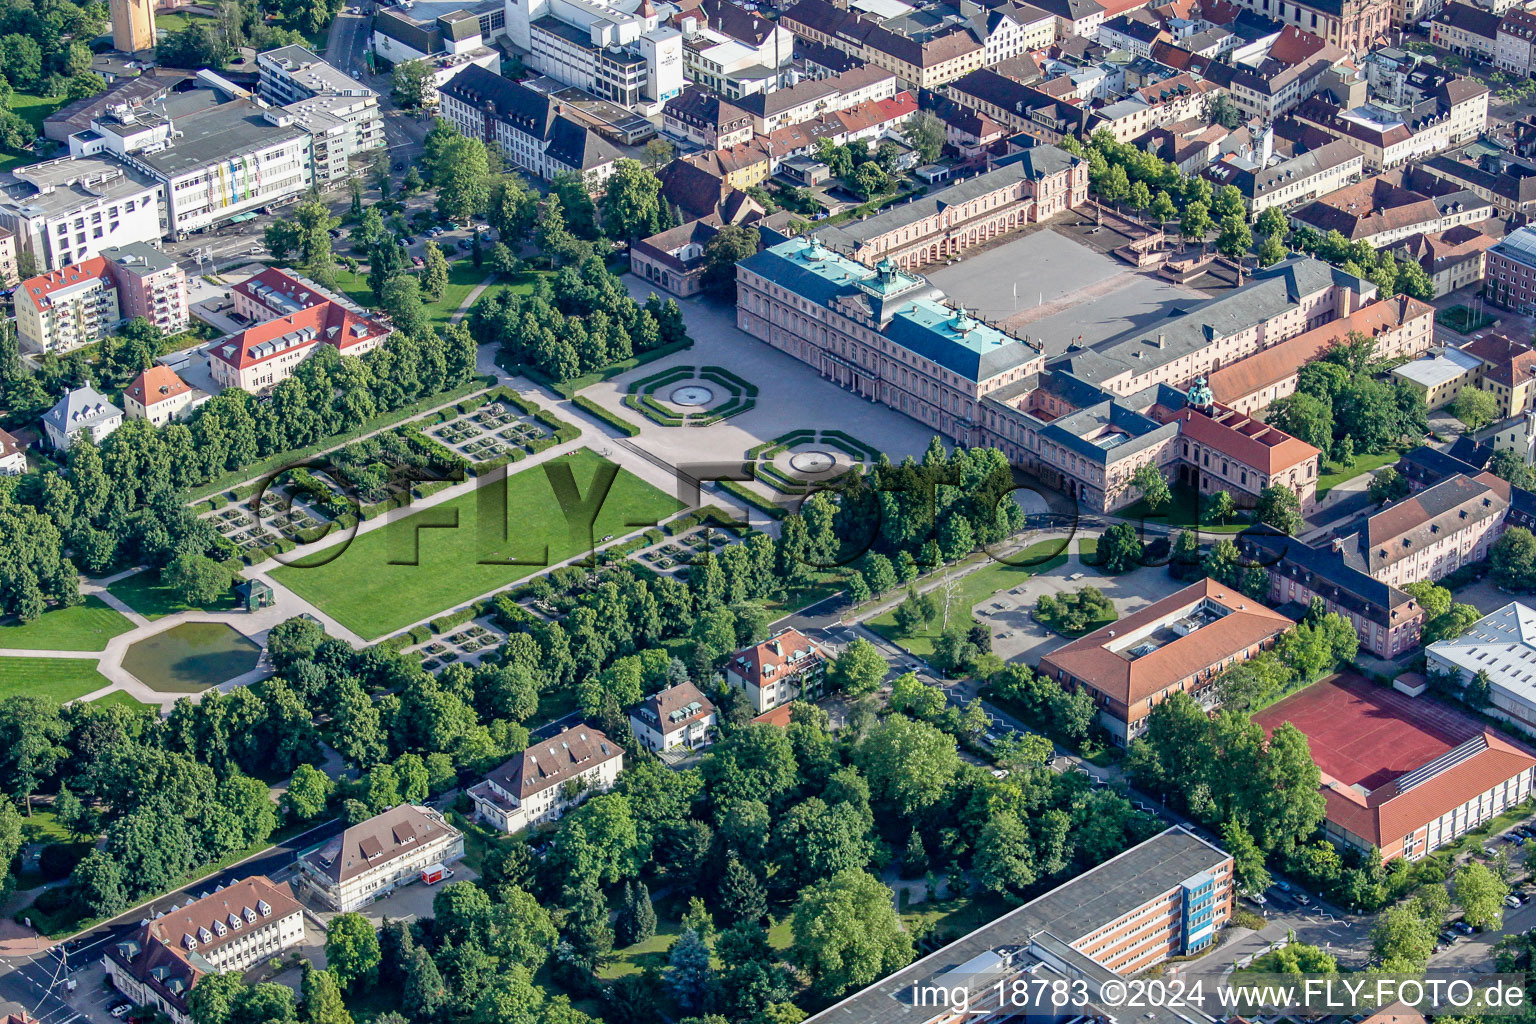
[0,818,345,1024]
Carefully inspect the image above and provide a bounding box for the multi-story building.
[1086,73,1225,142]
[1167,387,1322,508]
[732,65,897,135]
[802,826,1232,1024]
[14,243,186,355]
[630,216,729,296]
[1431,1,1501,60]
[1031,0,1108,40]
[1212,0,1387,54]
[1240,529,1424,657]
[210,296,392,393]
[1289,171,1491,247]
[781,0,989,91]
[1336,471,1512,588]
[507,0,683,111]
[438,64,621,185]
[0,155,164,272]
[124,365,203,426]
[662,87,753,148]
[72,98,313,238]
[1040,579,1294,746]
[1421,151,1536,222]
[812,147,1087,270]
[1201,139,1363,215]
[674,0,794,98]
[1483,226,1536,315]
[257,45,386,172]
[1168,37,1345,121]
[1290,79,1490,171]
[724,627,829,713]
[628,681,717,753]
[1391,224,1495,297]
[468,726,625,833]
[298,805,464,912]
[0,429,26,476]
[1392,347,1483,408]
[1460,331,1536,417]
[104,877,303,1024]
[940,68,1092,145]
[0,226,17,287]
[43,386,123,451]
[1428,602,1536,739]
[371,0,505,105]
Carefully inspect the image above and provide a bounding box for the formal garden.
[0,596,135,651]
[631,524,739,575]
[622,364,759,427]
[748,428,881,495]
[418,620,509,672]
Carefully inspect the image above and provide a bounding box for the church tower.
[110,0,156,54]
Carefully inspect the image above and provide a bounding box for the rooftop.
[1391,346,1482,389]
[304,805,459,885]
[131,100,310,179]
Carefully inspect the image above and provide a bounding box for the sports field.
[0,656,112,703]
[0,597,135,651]
[272,449,683,639]
[1254,673,1476,791]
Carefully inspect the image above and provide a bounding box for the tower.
[110,0,156,54]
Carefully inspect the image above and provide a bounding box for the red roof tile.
[126,365,192,407]
[1175,404,1320,475]
[211,301,389,370]
[20,257,110,311]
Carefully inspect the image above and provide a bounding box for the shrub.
[574,396,641,437]
[408,624,433,645]
[38,843,89,881]
[431,608,477,634]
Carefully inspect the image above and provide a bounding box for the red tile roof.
[211,300,388,370]
[729,627,826,688]
[19,257,110,311]
[1175,404,1320,475]
[126,365,192,408]
[1039,579,1294,709]
[1462,332,1536,389]
[0,428,22,461]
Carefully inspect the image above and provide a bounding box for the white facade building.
[628,681,717,752]
[0,429,26,475]
[258,45,387,172]
[298,805,464,912]
[1428,602,1536,737]
[468,726,625,833]
[43,387,123,450]
[0,155,164,272]
[508,0,685,111]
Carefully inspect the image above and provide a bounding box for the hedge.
[431,607,478,634]
[379,634,414,653]
[716,480,787,519]
[408,624,433,645]
[413,480,457,500]
[574,396,642,437]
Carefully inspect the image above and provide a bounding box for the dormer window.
[257,899,272,917]
[213,920,227,937]
[183,934,198,951]
[198,926,212,943]
[244,906,257,923]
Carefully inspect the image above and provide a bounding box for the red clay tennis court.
[1253,673,1479,792]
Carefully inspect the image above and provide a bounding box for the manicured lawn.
[107,570,241,620]
[0,91,71,171]
[0,597,135,651]
[329,261,541,328]
[89,690,159,713]
[900,892,1011,947]
[0,656,112,703]
[121,622,261,693]
[1115,482,1251,534]
[1316,450,1401,499]
[154,11,210,32]
[866,540,1070,657]
[272,448,684,639]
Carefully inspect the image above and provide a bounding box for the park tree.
[1097,522,1144,573]
[301,964,354,1024]
[791,868,914,997]
[1493,527,1536,592]
[1216,214,1252,260]
[436,136,493,221]
[380,275,431,339]
[1181,201,1211,246]
[1449,387,1499,432]
[325,912,382,993]
[827,638,887,697]
[282,763,333,822]
[903,111,946,163]
[1255,485,1304,535]
[1454,861,1509,930]
[668,929,713,1012]
[391,59,433,109]
[1132,463,1170,511]
[1258,232,1287,267]
[601,159,664,240]
[701,224,760,299]
[420,242,450,303]
[162,549,233,607]
[1150,190,1177,222]
[853,716,960,815]
[617,879,658,946]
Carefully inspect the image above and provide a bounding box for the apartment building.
[1168,39,1344,121]
[628,681,718,753]
[105,241,187,334]
[1336,471,1512,589]
[0,155,163,272]
[1484,225,1536,316]
[507,0,684,111]
[1201,139,1363,215]
[0,226,17,286]
[673,0,795,99]
[1087,73,1224,142]
[104,877,303,1024]
[124,365,203,426]
[941,68,1092,144]
[73,97,313,237]
[438,64,621,185]
[210,298,392,392]
[370,0,505,104]
[14,242,186,354]
[731,65,897,135]
[1206,294,1434,413]
[1289,79,1490,171]
[1431,1,1501,60]
[1392,224,1495,297]
[257,45,386,171]
[1461,331,1536,417]
[782,0,988,90]
[724,628,829,713]
[298,805,464,912]
[1289,171,1492,247]
[1040,579,1294,745]
[662,87,753,148]
[468,726,625,833]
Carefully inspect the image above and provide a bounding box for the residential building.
[681,137,774,190]
[43,386,123,451]
[801,826,1232,1024]
[124,365,203,426]
[1157,33,1347,121]
[1205,294,1434,413]
[0,226,16,286]
[370,0,505,104]
[1032,0,1109,39]
[298,805,464,912]
[104,877,303,1024]
[1289,79,1490,171]
[438,64,622,185]
[0,429,26,475]
[1460,331,1536,416]
[0,155,164,272]
[811,147,1087,269]
[731,65,897,135]
[662,87,752,148]
[1431,1,1501,60]
[1418,153,1536,222]
[781,0,988,91]
[1086,72,1224,142]
[1099,12,1170,56]
[506,0,684,111]
[110,0,156,53]
[628,681,717,752]
[1497,7,1536,75]
[72,97,313,237]
[1039,579,1294,746]
[1483,226,1536,315]
[1334,471,1512,589]
[1201,138,1363,215]
[724,627,829,713]
[1391,224,1495,297]
[1223,0,1388,54]
[257,45,386,172]
[468,726,625,833]
[1240,529,1424,657]
[941,69,1092,145]
[14,242,186,355]
[1392,347,1484,408]
[1254,673,1536,861]
[209,296,392,393]
[1289,171,1491,246]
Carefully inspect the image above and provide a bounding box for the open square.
[1253,673,1476,791]
[271,448,684,640]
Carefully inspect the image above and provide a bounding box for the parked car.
[110,1004,132,1020]
[1505,832,1526,845]
[1517,824,1536,838]
[1270,880,1292,893]
[1243,891,1267,905]
[1506,894,1523,909]
[459,239,474,250]
[1440,929,1459,944]
[1453,920,1474,935]
[412,256,424,267]
[1293,893,1312,906]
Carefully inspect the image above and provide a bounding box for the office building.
[298,805,464,912]
[257,45,387,175]
[507,0,684,111]
[1483,226,1536,316]
[468,726,625,833]
[0,155,164,272]
[1392,347,1483,409]
[371,0,506,104]
[104,877,303,1024]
